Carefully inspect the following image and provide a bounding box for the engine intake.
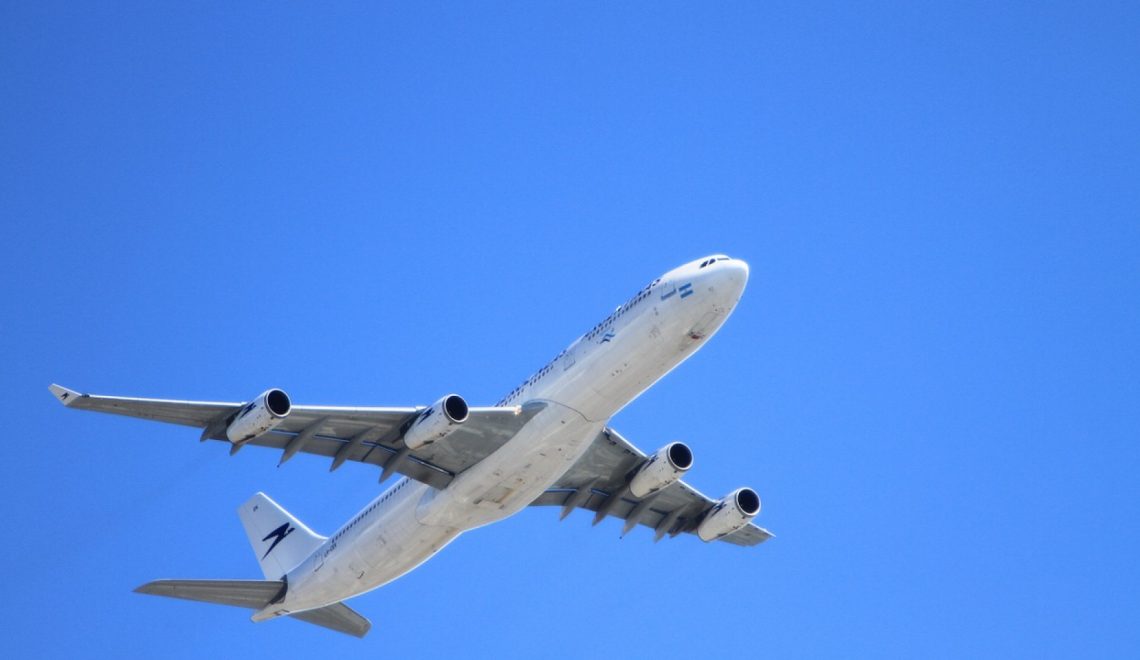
[226,389,291,444]
[402,394,469,450]
[696,487,761,542]
[629,442,693,498]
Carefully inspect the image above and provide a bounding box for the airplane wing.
[49,384,542,489]
[529,427,773,546]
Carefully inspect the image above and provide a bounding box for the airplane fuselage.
[261,256,750,619]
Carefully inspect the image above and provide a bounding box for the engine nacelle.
[628,442,693,498]
[696,487,761,542]
[226,389,291,444]
[402,394,469,450]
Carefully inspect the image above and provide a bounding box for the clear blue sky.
[2,2,1138,658]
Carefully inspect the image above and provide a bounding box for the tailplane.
[288,601,372,637]
[136,579,285,609]
[136,580,371,637]
[237,492,325,579]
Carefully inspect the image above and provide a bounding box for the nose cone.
[718,258,749,302]
[686,256,749,310]
[726,259,749,290]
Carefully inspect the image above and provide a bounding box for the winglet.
[49,384,82,407]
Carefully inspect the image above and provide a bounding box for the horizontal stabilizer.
[136,580,371,637]
[289,602,372,638]
[135,579,285,609]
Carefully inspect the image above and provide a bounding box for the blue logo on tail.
[261,522,295,559]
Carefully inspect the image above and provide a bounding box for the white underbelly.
[415,402,603,529]
[544,307,714,422]
[283,484,461,611]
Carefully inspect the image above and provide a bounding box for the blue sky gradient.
[2,3,1138,658]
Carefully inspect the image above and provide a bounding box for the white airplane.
[51,254,771,637]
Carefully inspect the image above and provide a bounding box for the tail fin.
[237,492,325,579]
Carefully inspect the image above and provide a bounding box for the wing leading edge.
[49,384,543,489]
[530,427,773,546]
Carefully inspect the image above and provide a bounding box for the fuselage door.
[562,347,576,371]
[314,540,331,573]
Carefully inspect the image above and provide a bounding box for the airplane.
[50,254,771,638]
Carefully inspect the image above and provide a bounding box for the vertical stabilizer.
[238,492,325,579]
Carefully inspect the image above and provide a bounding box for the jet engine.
[402,394,469,450]
[696,487,761,541]
[628,442,693,498]
[226,389,291,444]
